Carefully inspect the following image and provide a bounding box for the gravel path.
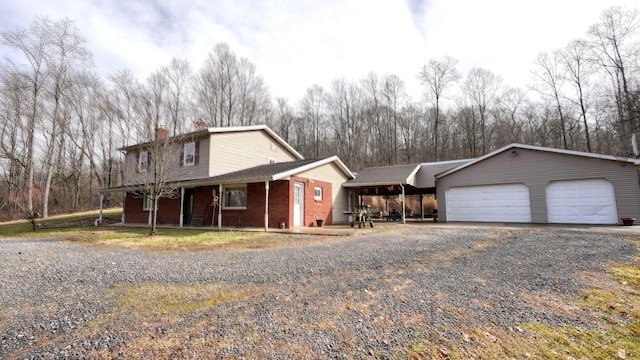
[0,226,637,358]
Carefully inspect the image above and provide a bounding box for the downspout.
[217,184,223,229]
[179,187,185,228]
[400,183,406,224]
[264,181,270,232]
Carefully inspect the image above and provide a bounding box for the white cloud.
[1,0,637,102]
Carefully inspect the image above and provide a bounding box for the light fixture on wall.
[511,150,519,156]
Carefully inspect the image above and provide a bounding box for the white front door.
[293,182,304,226]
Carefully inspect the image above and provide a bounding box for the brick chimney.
[156,127,168,140]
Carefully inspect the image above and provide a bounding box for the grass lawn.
[0,208,273,251]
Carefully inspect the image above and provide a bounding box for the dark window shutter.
[135,152,140,173]
[179,145,184,166]
[195,141,200,165]
[147,152,152,170]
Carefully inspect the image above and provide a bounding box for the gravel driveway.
[1,225,637,358]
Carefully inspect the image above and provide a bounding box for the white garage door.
[446,184,532,222]
[546,179,617,224]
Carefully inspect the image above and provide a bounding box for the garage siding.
[436,148,640,223]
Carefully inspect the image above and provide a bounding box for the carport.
[343,160,471,223]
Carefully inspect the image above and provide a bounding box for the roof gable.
[436,143,640,178]
[206,125,304,160]
[415,159,474,188]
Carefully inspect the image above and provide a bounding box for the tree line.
[0,7,638,220]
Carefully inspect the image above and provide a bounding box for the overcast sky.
[0,0,636,102]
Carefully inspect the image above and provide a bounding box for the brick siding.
[124,176,333,228]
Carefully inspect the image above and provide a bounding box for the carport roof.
[436,143,640,178]
[343,163,421,187]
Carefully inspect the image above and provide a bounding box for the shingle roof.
[100,156,353,193]
[343,164,420,187]
[204,159,319,183]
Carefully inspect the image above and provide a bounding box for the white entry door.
[546,179,617,224]
[293,182,304,226]
[446,183,532,222]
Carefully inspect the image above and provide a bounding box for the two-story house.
[100,125,354,229]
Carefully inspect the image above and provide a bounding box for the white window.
[138,150,149,172]
[183,142,196,166]
[223,185,247,209]
[143,193,154,211]
[314,186,323,201]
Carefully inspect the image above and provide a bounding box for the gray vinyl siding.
[209,130,300,177]
[436,147,640,223]
[178,138,210,180]
[122,137,210,185]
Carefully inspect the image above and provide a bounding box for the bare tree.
[398,104,423,163]
[589,6,640,135]
[0,71,28,215]
[127,72,194,235]
[361,72,385,165]
[560,40,594,152]
[464,67,502,154]
[301,84,326,158]
[532,51,569,149]
[418,56,460,160]
[494,87,527,144]
[271,97,295,142]
[1,16,52,220]
[40,18,92,218]
[382,74,408,164]
[195,43,270,128]
[161,58,194,135]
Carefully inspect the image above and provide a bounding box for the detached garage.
[436,144,640,224]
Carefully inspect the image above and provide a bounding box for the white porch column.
[217,184,223,229]
[400,183,406,224]
[264,181,270,232]
[97,193,104,225]
[179,187,185,228]
[147,195,152,226]
[121,192,126,224]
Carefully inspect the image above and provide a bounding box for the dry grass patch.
[109,282,257,317]
[63,282,262,359]
[428,240,495,265]
[407,246,640,360]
